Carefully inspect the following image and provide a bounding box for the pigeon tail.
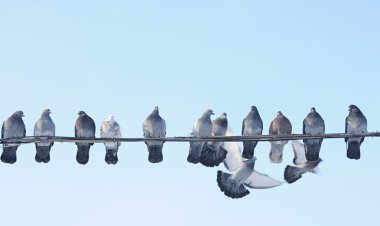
[76,144,91,165]
[217,170,250,199]
[187,141,203,164]
[35,144,52,163]
[269,143,284,163]
[284,165,303,184]
[105,148,118,165]
[242,141,258,159]
[148,145,163,163]
[347,141,360,160]
[1,146,18,164]
[200,143,227,167]
[305,141,322,161]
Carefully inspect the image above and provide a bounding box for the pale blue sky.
[0,1,379,226]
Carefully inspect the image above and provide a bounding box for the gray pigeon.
[187,109,214,164]
[303,107,325,161]
[200,113,228,167]
[1,111,26,164]
[345,105,367,160]
[242,106,263,159]
[34,109,55,163]
[143,106,166,163]
[284,140,322,184]
[100,114,121,165]
[268,111,292,163]
[217,128,283,199]
[75,111,96,165]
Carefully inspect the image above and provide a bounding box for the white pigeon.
[216,128,283,199]
[284,140,322,184]
[100,114,122,165]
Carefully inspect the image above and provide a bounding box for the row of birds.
[0,105,367,199]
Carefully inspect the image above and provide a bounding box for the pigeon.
[242,106,263,159]
[200,113,228,167]
[217,128,283,199]
[1,111,26,164]
[187,109,214,164]
[34,109,55,163]
[268,111,292,163]
[303,107,325,161]
[284,140,322,184]
[143,106,166,163]
[345,105,367,160]
[75,111,96,165]
[100,114,122,165]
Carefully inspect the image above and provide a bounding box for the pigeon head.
[107,114,115,121]
[348,105,360,112]
[251,106,258,112]
[276,111,283,116]
[206,109,214,116]
[152,106,159,114]
[78,111,87,116]
[310,107,316,113]
[13,110,24,118]
[42,108,52,116]
[220,113,227,119]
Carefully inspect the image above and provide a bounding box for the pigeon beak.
[211,112,215,115]
[22,114,25,117]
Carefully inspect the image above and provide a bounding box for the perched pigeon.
[143,106,166,163]
[284,140,322,184]
[75,111,96,165]
[345,105,367,160]
[187,109,214,164]
[100,114,122,165]
[1,111,26,164]
[217,128,283,199]
[34,109,55,163]
[242,106,263,159]
[303,107,325,161]
[268,111,292,163]
[200,113,228,167]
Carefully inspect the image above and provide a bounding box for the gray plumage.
[187,109,214,164]
[143,106,166,163]
[268,111,292,163]
[284,140,322,184]
[75,111,96,165]
[200,113,228,167]
[100,114,121,165]
[345,105,367,160]
[1,111,26,164]
[242,106,263,159]
[34,109,55,163]
[303,107,325,161]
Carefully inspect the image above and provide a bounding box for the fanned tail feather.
[200,143,227,167]
[284,165,303,184]
[217,170,250,199]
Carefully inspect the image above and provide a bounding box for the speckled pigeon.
[242,106,263,159]
[345,105,367,160]
[34,109,55,163]
[187,109,214,164]
[1,111,26,164]
[268,111,292,163]
[143,106,166,163]
[284,140,322,184]
[75,111,96,165]
[200,113,228,167]
[217,128,283,199]
[303,107,325,161]
[100,114,121,165]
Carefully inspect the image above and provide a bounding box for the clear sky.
[0,1,379,226]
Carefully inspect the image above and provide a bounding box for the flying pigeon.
[242,106,263,159]
[217,128,283,199]
[100,114,122,165]
[284,140,322,184]
[187,109,214,164]
[268,111,292,163]
[34,109,55,163]
[1,111,26,164]
[75,111,96,165]
[303,107,325,161]
[143,106,166,163]
[200,113,228,167]
[345,105,367,160]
